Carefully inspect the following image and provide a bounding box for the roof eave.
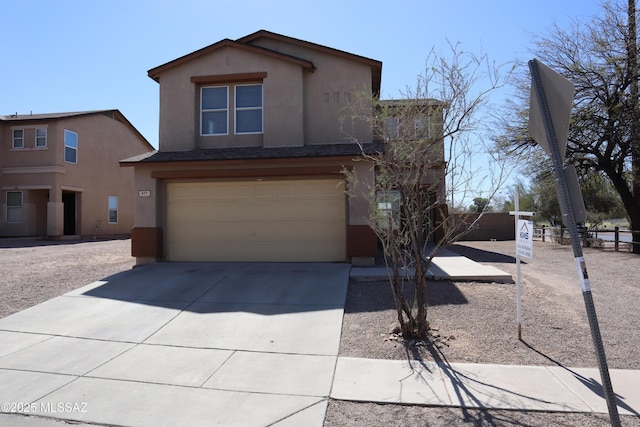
[147,38,315,82]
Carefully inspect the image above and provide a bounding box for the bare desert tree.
[345,43,508,338]
[495,0,640,252]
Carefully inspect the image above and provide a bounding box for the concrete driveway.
[0,262,351,427]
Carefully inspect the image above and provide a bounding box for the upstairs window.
[235,84,263,134]
[201,86,228,135]
[12,129,24,149]
[64,130,78,163]
[384,118,399,141]
[6,191,23,223]
[414,116,431,140]
[35,128,47,147]
[108,196,118,224]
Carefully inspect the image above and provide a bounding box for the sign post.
[509,189,534,340]
[529,58,620,426]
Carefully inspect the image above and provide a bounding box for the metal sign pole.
[529,59,620,426]
[515,189,523,340]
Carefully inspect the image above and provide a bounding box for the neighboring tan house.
[1,110,154,239]
[378,98,448,242]
[121,30,446,265]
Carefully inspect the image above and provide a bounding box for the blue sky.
[1,0,602,150]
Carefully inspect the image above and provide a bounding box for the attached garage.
[166,178,347,262]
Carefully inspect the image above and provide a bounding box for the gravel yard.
[0,238,135,319]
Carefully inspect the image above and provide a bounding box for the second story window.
[35,128,47,147]
[235,84,263,134]
[384,118,399,141]
[414,116,431,140]
[201,86,228,135]
[64,129,78,163]
[12,129,24,149]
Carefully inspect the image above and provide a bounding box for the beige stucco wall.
[157,46,306,151]
[156,42,375,152]
[245,38,374,145]
[1,113,152,237]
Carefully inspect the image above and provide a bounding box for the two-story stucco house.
[1,110,153,238]
[121,30,386,265]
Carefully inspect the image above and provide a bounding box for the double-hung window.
[12,129,24,149]
[235,84,262,134]
[201,86,228,135]
[6,191,23,223]
[64,130,78,163]
[108,196,118,224]
[414,116,431,140]
[384,118,400,141]
[35,128,47,147]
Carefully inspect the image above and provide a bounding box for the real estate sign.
[516,219,533,259]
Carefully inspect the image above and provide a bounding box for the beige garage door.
[166,179,346,262]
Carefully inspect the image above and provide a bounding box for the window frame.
[384,117,400,141]
[234,83,263,134]
[414,115,431,140]
[108,196,118,224]
[35,127,47,148]
[64,129,78,164]
[12,129,24,149]
[6,191,23,224]
[200,86,229,136]
[375,190,402,230]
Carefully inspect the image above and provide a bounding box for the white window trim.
[64,129,78,164]
[234,84,263,135]
[35,127,47,148]
[108,196,118,224]
[6,191,23,224]
[12,129,24,149]
[200,86,229,136]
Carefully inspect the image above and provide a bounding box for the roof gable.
[147,38,315,82]
[147,30,382,94]
[238,30,381,96]
[1,110,153,151]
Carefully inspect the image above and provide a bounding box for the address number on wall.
[138,190,151,197]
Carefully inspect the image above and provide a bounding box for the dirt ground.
[0,238,135,319]
[326,240,640,426]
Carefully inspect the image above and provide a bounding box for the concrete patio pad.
[350,248,512,282]
[0,262,351,427]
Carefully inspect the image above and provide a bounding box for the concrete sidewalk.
[332,357,640,417]
[350,248,513,282]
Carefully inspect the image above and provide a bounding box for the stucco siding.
[157,46,306,151]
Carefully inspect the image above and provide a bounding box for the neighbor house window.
[6,191,23,223]
[235,84,263,134]
[108,196,118,224]
[376,190,401,230]
[384,118,399,141]
[64,130,78,163]
[12,129,24,149]
[201,86,228,135]
[414,116,431,140]
[35,128,47,147]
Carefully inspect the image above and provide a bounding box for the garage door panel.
[166,179,346,262]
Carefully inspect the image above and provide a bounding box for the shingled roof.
[121,142,384,164]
